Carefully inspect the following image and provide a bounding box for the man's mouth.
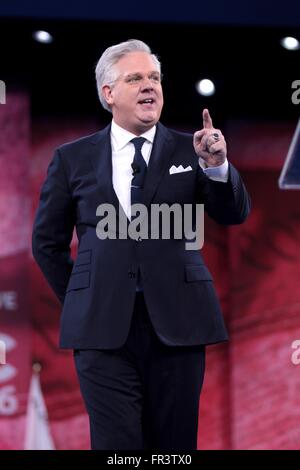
[138,98,155,105]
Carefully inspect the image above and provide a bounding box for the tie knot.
[131,137,146,151]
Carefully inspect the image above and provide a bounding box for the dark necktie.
[130,137,147,291]
[130,137,147,220]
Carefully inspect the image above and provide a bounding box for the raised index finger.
[203,108,213,129]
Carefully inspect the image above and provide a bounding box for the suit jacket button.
[128,271,136,279]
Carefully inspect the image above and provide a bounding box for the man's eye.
[127,76,140,83]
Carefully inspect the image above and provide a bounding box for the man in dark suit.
[32,39,251,450]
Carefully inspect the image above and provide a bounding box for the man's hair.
[95,39,161,113]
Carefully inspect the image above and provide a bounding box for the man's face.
[102,51,164,135]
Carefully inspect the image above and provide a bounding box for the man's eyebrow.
[125,73,142,78]
[125,71,160,78]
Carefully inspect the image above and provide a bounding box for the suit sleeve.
[196,162,251,224]
[32,149,76,304]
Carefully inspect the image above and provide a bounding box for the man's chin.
[138,115,159,127]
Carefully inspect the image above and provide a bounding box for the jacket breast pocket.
[168,171,193,185]
[185,265,213,282]
[66,271,90,292]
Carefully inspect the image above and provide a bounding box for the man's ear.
[102,85,113,106]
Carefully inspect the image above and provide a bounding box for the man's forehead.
[116,52,158,70]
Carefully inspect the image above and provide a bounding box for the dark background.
[0,0,300,26]
[1,0,300,127]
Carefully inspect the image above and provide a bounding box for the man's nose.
[141,81,154,91]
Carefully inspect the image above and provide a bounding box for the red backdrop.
[1,92,300,449]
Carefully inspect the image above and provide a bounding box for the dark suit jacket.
[32,122,251,348]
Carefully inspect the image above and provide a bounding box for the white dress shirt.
[111,120,155,220]
[110,120,229,219]
[198,157,229,182]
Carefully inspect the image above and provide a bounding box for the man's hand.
[193,109,227,167]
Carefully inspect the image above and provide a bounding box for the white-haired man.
[32,39,250,449]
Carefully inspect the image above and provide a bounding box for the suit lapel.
[87,122,176,233]
[88,124,129,232]
[142,122,176,209]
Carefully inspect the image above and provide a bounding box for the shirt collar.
[111,119,156,151]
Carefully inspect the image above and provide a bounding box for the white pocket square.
[169,165,193,175]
